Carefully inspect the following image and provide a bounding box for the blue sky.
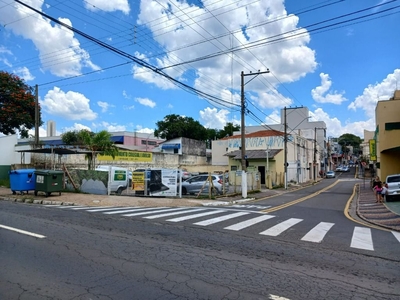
[1,0,399,139]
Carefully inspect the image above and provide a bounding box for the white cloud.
[94,121,126,132]
[28,127,47,137]
[122,90,131,99]
[310,108,375,138]
[41,87,97,120]
[265,110,281,125]
[311,73,346,104]
[136,0,317,98]
[13,67,35,81]
[0,0,100,77]
[348,69,400,118]
[136,128,154,134]
[84,0,130,14]
[251,92,294,109]
[132,63,178,90]
[135,97,156,108]
[97,101,114,113]
[200,107,239,129]
[62,123,91,132]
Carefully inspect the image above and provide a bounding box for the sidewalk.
[1,180,399,231]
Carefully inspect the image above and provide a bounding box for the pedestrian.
[373,181,383,203]
[371,176,381,195]
[381,182,388,202]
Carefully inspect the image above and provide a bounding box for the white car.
[385,174,400,201]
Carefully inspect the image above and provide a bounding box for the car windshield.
[387,175,400,183]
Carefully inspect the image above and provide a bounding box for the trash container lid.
[9,169,36,174]
[34,170,64,175]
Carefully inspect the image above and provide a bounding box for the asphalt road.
[0,169,399,300]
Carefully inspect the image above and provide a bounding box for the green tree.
[61,129,118,169]
[154,114,208,140]
[338,133,362,155]
[0,71,42,138]
[217,122,240,139]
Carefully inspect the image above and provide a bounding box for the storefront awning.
[161,143,181,150]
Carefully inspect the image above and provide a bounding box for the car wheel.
[182,187,187,195]
[116,187,123,196]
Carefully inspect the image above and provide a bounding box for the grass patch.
[0,179,10,188]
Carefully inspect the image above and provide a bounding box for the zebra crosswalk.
[45,205,400,252]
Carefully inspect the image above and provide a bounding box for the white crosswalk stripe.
[87,207,138,212]
[259,218,303,236]
[393,231,400,242]
[122,207,188,217]
[144,208,206,219]
[224,215,275,231]
[103,207,168,215]
[194,212,250,226]
[351,227,374,251]
[167,210,227,222]
[301,222,335,243]
[45,206,400,251]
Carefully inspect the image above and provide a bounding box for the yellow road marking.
[344,184,390,232]
[260,181,339,213]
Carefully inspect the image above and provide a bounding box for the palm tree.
[62,130,119,170]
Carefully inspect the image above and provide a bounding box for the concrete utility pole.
[284,106,288,189]
[35,84,39,148]
[240,69,270,172]
[314,127,317,181]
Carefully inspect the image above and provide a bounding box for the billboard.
[132,169,179,197]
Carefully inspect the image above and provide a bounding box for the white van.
[96,165,129,195]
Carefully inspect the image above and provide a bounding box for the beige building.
[375,90,400,181]
[212,129,316,188]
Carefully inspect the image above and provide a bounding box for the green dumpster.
[34,170,64,197]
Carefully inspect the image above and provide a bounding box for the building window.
[385,122,400,130]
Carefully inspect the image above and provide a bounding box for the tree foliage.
[218,122,240,139]
[0,71,42,138]
[61,129,118,170]
[154,114,208,140]
[338,133,362,155]
[338,133,362,147]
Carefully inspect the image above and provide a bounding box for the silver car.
[325,171,336,178]
[179,174,228,195]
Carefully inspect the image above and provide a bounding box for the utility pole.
[240,69,270,172]
[35,84,39,148]
[284,106,288,189]
[313,127,317,181]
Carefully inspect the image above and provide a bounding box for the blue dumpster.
[9,169,36,195]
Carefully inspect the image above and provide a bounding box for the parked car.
[179,174,229,195]
[342,166,349,172]
[325,171,336,178]
[385,174,400,201]
[335,166,343,172]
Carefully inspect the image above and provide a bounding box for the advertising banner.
[98,150,152,162]
[369,139,376,161]
[148,169,178,197]
[131,172,145,191]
